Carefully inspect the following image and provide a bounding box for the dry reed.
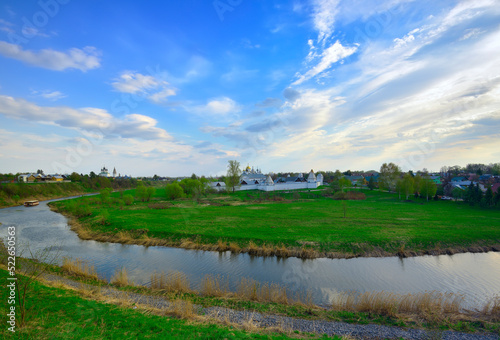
[169,299,195,319]
[236,277,290,304]
[331,291,465,319]
[201,274,229,297]
[150,271,191,293]
[111,267,130,287]
[61,257,99,280]
[482,295,500,320]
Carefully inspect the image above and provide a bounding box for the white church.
[210,165,323,192]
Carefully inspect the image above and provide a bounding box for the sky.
[0,0,499,177]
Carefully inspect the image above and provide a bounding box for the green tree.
[452,187,464,201]
[413,174,423,197]
[484,186,493,207]
[165,182,184,200]
[402,173,414,200]
[368,176,375,190]
[225,160,241,193]
[378,162,401,192]
[420,176,437,201]
[135,185,147,202]
[146,187,155,201]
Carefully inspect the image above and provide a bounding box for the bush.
[333,191,366,200]
[165,183,184,200]
[333,192,347,200]
[123,194,134,205]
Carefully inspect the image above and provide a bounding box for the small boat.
[24,200,39,207]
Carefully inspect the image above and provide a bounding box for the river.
[1,197,499,308]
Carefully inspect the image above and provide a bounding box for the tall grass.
[61,257,99,280]
[111,267,129,287]
[150,271,191,293]
[236,278,289,304]
[482,295,500,321]
[331,291,465,318]
[201,274,229,297]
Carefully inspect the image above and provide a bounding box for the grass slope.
[50,189,500,257]
[0,269,332,339]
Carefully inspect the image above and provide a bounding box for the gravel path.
[44,274,499,340]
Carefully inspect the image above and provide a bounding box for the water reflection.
[0,198,499,308]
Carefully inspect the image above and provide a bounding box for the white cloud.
[189,97,241,118]
[311,0,340,43]
[31,90,66,101]
[293,40,357,85]
[0,41,101,71]
[0,95,173,141]
[112,71,177,103]
[206,97,240,115]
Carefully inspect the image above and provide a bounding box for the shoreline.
[50,204,500,260]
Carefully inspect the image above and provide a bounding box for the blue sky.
[0,0,499,177]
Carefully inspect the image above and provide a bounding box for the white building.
[99,166,111,177]
[210,166,324,192]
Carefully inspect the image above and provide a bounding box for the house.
[345,175,365,186]
[429,175,442,185]
[364,174,379,183]
[451,176,467,182]
[491,183,500,195]
[18,174,36,182]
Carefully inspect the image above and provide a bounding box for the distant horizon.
[1,1,499,176]
[6,162,497,179]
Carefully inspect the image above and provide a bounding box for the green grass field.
[0,269,334,339]
[51,188,500,257]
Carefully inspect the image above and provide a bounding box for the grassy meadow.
[49,188,500,258]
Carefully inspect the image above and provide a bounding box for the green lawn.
[51,189,500,257]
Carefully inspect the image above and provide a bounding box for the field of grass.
[50,188,500,258]
[0,269,336,339]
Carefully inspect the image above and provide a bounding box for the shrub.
[123,194,134,205]
[165,183,184,200]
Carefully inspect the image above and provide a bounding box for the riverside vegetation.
[49,186,500,259]
[0,174,144,208]
[1,253,499,339]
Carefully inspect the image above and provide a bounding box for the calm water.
[1,197,499,308]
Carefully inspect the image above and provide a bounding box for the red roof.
[492,183,500,194]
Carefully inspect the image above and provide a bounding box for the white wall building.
[210,166,323,192]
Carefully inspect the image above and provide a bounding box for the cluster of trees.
[441,163,500,176]
[164,176,212,200]
[464,183,500,207]
[329,170,352,193]
[378,163,437,201]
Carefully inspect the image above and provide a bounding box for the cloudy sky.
[0,0,499,176]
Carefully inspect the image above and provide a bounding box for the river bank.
[48,188,500,260]
[0,263,498,339]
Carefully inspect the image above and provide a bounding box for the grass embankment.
[50,189,500,259]
[0,260,500,339]
[0,269,334,339]
[0,182,88,208]
[1,262,498,338]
